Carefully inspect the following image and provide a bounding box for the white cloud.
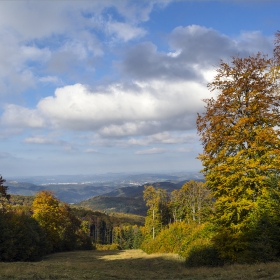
[1,105,45,128]
[106,21,147,42]
[237,31,273,55]
[0,24,274,141]
[118,25,273,82]
[0,31,50,94]
[23,135,76,153]
[0,1,160,95]
[127,132,196,146]
[135,147,166,155]
[39,76,63,86]
[20,46,51,62]
[1,79,207,134]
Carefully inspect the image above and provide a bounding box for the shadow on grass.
[0,249,187,280]
[1,249,280,280]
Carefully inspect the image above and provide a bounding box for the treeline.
[139,181,220,266]
[0,175,146,261]
[133,179,280,267]
[0,177,93,261]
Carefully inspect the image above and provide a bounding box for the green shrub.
[0,211,50,261]
[141,222,193,254]
[213,197,280,263]
[141,221,223,267]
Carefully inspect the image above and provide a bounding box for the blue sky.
[0,0,279,177]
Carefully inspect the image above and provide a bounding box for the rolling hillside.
[76,180,195,215]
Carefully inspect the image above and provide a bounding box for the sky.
[0,0,279,177]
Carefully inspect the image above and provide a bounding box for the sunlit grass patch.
[0,249,280,279]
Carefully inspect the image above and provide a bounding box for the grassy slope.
[0,249,279,280]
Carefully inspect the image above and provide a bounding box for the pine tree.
[0,175,10,212]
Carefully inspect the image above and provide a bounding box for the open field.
[0,249,280,280]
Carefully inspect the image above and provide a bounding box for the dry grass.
[0,249,280,279]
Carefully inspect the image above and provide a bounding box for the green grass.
[0,249,280,279]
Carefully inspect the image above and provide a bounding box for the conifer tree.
[0,175,10,212]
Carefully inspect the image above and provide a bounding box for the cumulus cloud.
[106,21,147,42]
[1,79,208,135]
[0,22,275,142]
[118,25,273,81]
[117,41,202,81]
[1,105,45,128]
[0,1,161,95]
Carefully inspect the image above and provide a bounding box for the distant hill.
[5,172,204,204]
[78,196,148,216]
[5,181,119,203]
[76,180,196,215]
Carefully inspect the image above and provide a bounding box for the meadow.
[0,249,280,280]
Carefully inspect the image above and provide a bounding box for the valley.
[5,172,203,210]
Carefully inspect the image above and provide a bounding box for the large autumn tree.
[32,190,92,252]
[197,32,280,262]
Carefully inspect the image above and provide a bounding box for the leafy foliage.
[143,185,170,239]
[141,221,221,267]
[32,190,92,252]
[197,31,280,262]
[0,180,50,261]
[170,180,213,224]
[113,225,144,249]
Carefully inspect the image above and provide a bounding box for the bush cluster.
[0,211,49,261]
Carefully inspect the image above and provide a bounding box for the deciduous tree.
[197,31,280,261]
[32,190,92,252]
[170,180,212,224]
[143,185,169,239]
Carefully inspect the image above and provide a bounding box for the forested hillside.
[77,180,193,215]
[5,172,202,203]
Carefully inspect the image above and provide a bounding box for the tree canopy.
[0,175,10,212]
[197,31,280,262]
